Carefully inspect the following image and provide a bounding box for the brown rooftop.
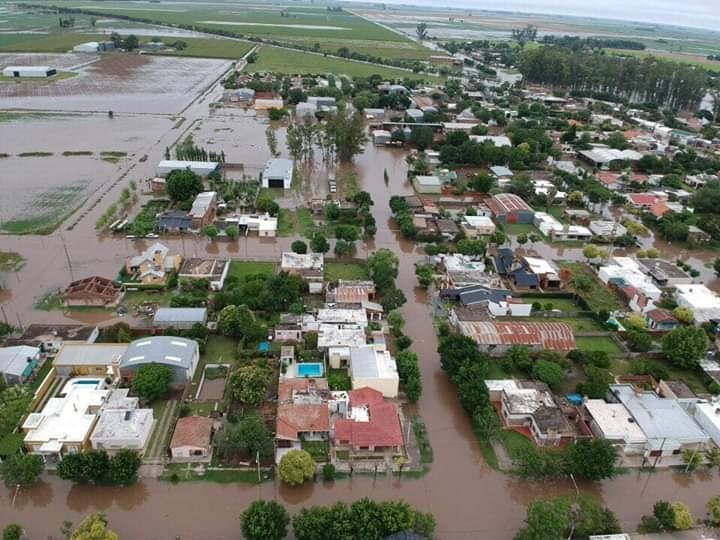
[63,276,122,302]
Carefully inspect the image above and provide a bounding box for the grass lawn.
[324,260,369,281]
[187,401,218,416]
[503,223,537,236]
[328,368,351,391]
[546,206,567,223]
[0,32,104,53]
[520,295,580,314]
[0,251,23,272]
[34,292,64,311]
[277,208,294,236]
[153,37,253,60]
[575,336,623,354]
[557,262,622,313]
[506,316,603,332]
[249,45,422,79]
[203,336,238,365]
[301,440,330,462]
[297,208,316,237]
[500,430,534,457]
[227,260,275,281]
[124,289,173,311]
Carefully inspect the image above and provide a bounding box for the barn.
[2,66,56,78]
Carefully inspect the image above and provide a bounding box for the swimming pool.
[61,377,104,395]
[296,363,323,378]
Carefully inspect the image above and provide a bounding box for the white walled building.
[2,66,56,78]
[674,284,720,323]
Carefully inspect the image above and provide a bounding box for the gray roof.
[153,308,207,325]
[0,346,40,376]
[263,158,293,180]
[350,346,380,378]
[610,384,709,443]
[54,344,127,366]
[120,336,198,370]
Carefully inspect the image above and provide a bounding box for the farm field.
[248,45,420,79]
[609,48,720,70]
[25,1,428,61]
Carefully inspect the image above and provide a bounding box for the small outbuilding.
[413,175,442,194]
[156,160,218,178]
[170,416,214,462]
[261,158,293,189]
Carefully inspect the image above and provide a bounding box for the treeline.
[518,46,707,109]
[541,35,646,51]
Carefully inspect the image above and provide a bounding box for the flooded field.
[0,54,230,113]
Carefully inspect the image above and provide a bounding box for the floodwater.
[4,65,720,539]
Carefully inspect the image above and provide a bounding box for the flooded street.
[3,77,720,538]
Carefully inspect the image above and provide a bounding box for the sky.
[353,0,720,32]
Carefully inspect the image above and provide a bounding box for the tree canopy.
[240,500,289,540]
[165,169,203,203]
[131,363,173,402]
[662,326,709,369]
[278,449,315,485]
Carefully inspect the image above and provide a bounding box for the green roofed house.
[119,336,199,387]
[0,345,41,385]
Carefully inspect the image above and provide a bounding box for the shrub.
[322,463,336,481]
[278,450,315,485]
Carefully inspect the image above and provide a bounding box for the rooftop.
[189,191,216,219]
[91,408,153,440]
[64,276,121,301]
[170,416,213,449]
[119,336,198,370]
[276,403,329,440]
[459,321,576,352]
[53,343,127,366]
[584,399,647,443]
[487,193,533,214]
[153,308,207,325]
[263,158,293,179]
[0,346,39,377]
[334,388,403,448]
[350,345,398,380]
[281,252,324,271]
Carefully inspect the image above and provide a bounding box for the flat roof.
[91,408,153,440]
[350,346,398,380]
[0,346,39,376]
[263,158,293,179]
[610,384,709,443]
[414,175,441,186]
[584,399,647,443]
[53,343,127,366]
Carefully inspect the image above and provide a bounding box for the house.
[579,148,642,170]
[637,259,692,287]
[225,87,255,103]
[405,109,424,122]
[534,212,592,241]
[4,324,98,353]
[274,314,304,342]
[461,215,496,238]
[296,101,317,118]
[281,252,324,294]
[470,135,512,147]
[442,285,531,318]
[597,172,622,191]
[189,191,218,229]
[372,130,391,146]
[262,158,293,189]
[599,257,661,313]
[125,242,181,286]
[317,308,368,328]
[0,346,40,385]
[153,308,208,331]
[364,108,385,121]
[486,193,534,224]
[333,387,404,455]
[156,160,218,177]
[644,308,680,331]
[22,384,110,465]
[118,336,199,386]
[349,344,399,398]
[607,384,710,458]
[627,193,662,210]
[326,280,376,304]
[438,254,490,288]
[413,175,442,194]
[169,416,214,462]
[276,402,330,462]
[490,166,514,179]
[436,218,460,240]
[63,276,124,307]
[72,41,114,53]
[90,407,154,454]
[582,399,648,456]
[496,253,562,291]
[158,210,192,232]
[688,225,711,244]
[589,220,628,240]
[489,380,574,447]
[2,66,56,78]
[675,284,720,323]
[692,401,720,447]
[318,325,367,367]
[53,343,127,378]
[458,321,576,356]
[177,258,229,291]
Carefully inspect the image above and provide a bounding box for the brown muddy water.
[3,78,720,537]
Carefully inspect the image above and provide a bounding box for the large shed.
[119,336,199,386]
[261,158,293,189]
[2,66,56,78]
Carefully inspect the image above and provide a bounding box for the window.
[193,449,203,456]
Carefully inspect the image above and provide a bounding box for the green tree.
[108,450,141,485]
[662,326,709,369]
[230,364,271,406]
[368,249,399,292]
[672,307,694,325]
[515,499,571,540]
[278,449,315,486]
[456,239,486,257]
[165,169,203,202]
[122,34,139,51]
[334,239,355,257]
[652,501,676,530]
[707,495,720,526]
[409,126,434,150]
[565,438,617,480]
[2,524,22,540]
[438,334,484,378]
[218,414,273,460]
[57,453,89,483]
[225,224,239,240]
[516,233,528,245]
[672,502,693,530]
[71,513,118,540]
[310,233,330,254]
[533,359,566,390]
[0,453,43,487]
[416,22,428,40]
[291,240,307,254]
[132,363,173,402]
[415,263,434,288]
[578,365,614,399]
[202,224,218,240]
[217,305,265,343]
[241,500,289,540]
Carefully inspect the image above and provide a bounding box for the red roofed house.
[649,201,671,218]
[456,321,576,356]
[275,378,330,463]
[170,416,214,462]
[333,387,404,455]
[627,193,661,210]
[597,172,621,191]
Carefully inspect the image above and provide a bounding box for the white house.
[2,66,56,78]
[262,158,293,189]
[349,344,399,399]
[583,399,648,456]
[693,401,720,447]
[534,212,592,242]
[674,284,720,323]
[598,257,661,313]
[90,408,154,454]
[461,215,496,238]
[0,346,41,385]
[156,160,218,177]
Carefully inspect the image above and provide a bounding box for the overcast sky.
[358,0,720,31]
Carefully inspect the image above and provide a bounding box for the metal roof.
[153,308,207,324]
[459,321,576,352]
[119,336,197,370]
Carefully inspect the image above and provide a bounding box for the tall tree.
[241,501,289,540]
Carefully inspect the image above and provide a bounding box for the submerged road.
[2,75,720,539]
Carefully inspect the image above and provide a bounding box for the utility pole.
[256,451,260,482]
[60,233,74,282]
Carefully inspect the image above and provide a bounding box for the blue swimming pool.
[74,379,102,385]
[297,363,323,378]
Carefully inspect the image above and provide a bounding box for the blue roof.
[494,248,515,274]
[258,342,270,352]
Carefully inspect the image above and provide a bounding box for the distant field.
[248,45,421,79]
[0,183,87,235]
[25,1,427,60]
[609,48,720,70]
[0,32,103,52]
[151,38,253,60]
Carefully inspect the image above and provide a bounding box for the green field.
[0,183,87,235]
[0,32,103,53]
[609,48,720,70]
[151,37,254,60]
[575,336,623,354]
[324,260,369,281]
[24,1,428,61]
[227,260,275,281]
[249,45,418,79]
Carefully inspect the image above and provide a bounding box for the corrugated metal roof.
[459,321,576,352]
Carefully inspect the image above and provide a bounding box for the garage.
[261,158,293,190]
[267,177,285,189]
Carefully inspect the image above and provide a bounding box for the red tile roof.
[278,378,328,403]
[597,172,620,186]
[646,308,678,324]
[628,193,659,207]
[170,416,213,449]
[276,403,329,441]
[649,201,670,218]
[334,388,403,449]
